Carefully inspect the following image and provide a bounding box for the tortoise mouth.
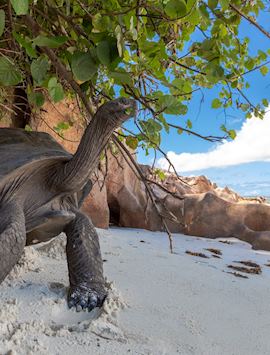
[99,98,137,121]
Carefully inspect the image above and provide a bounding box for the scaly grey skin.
[0,97,136,311]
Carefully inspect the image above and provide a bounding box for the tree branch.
[167,123,226,142]
[169,57,206,75]
[229,3,270,40]
[236,88,256,111]
[234,60,270,79]
[112,135,175,253]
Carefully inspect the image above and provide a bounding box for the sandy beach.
[1,228,270,355]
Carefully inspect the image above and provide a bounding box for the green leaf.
[177,128,183,135]
[47,77,64,102]
[220,124,227,133]
[11,0,28,15]
[33,35,68,48]
[221,125,236,139]
[240,103,249,112]
[115,25,124,57]
[54,121,71,132]
[171,78,185,90]
[165,0,187,18]
[142,119,162,133]
[200,38,215,51]
[228,129,236,139]
[92,14,111,32]
[260,66,269,76]
[0,10,5,37]
[212,98,222,108]
[208,0,218,9]
[140,40,164,58]
[0,57,22,86]
[13,32,37,58]
[220,0,229,10]
[30,56,50,84]
[82,18,93,34]
[218,24,227,38]
[28,92,45,107]
[140,119,161,146]
[262,98,268,107]
[258,50,267,61]
[110,71,133,85]
[58,122,70,130]
[187,8,200,25]
[126,136,138,150]
[186,119,192,129]
[158,95,187,115]
[205,63,224,82]
[245,58,255,70]
[24,124,32,131]
[155,168,166,181]
[71,51,97,82]
[96,39,119,66]
[231,81,238,89]
[140,119,162,145]
[158,114,170,133]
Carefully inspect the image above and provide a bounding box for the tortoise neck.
[56,111,119,191]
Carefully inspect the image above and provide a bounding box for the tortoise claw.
[68,284,107,312]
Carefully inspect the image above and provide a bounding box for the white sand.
[1,228,270,355]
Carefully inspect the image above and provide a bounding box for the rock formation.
[90,151,270,252]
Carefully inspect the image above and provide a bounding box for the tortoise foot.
[68,282,107,312]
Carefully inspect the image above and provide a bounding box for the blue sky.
[127,10,270,197]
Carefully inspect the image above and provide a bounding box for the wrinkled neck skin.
[54,110,124,192]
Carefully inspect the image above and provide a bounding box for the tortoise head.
[96,98,137,125]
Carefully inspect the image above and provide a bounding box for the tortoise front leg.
[64,211,107,311]
[0,202,26,283]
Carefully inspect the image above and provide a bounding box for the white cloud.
[158,111,270,172]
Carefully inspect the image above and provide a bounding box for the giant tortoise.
[0,97,136,311]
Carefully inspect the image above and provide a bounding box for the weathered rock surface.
[4,98,270,251]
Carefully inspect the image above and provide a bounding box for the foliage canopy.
[0,0,270,155]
